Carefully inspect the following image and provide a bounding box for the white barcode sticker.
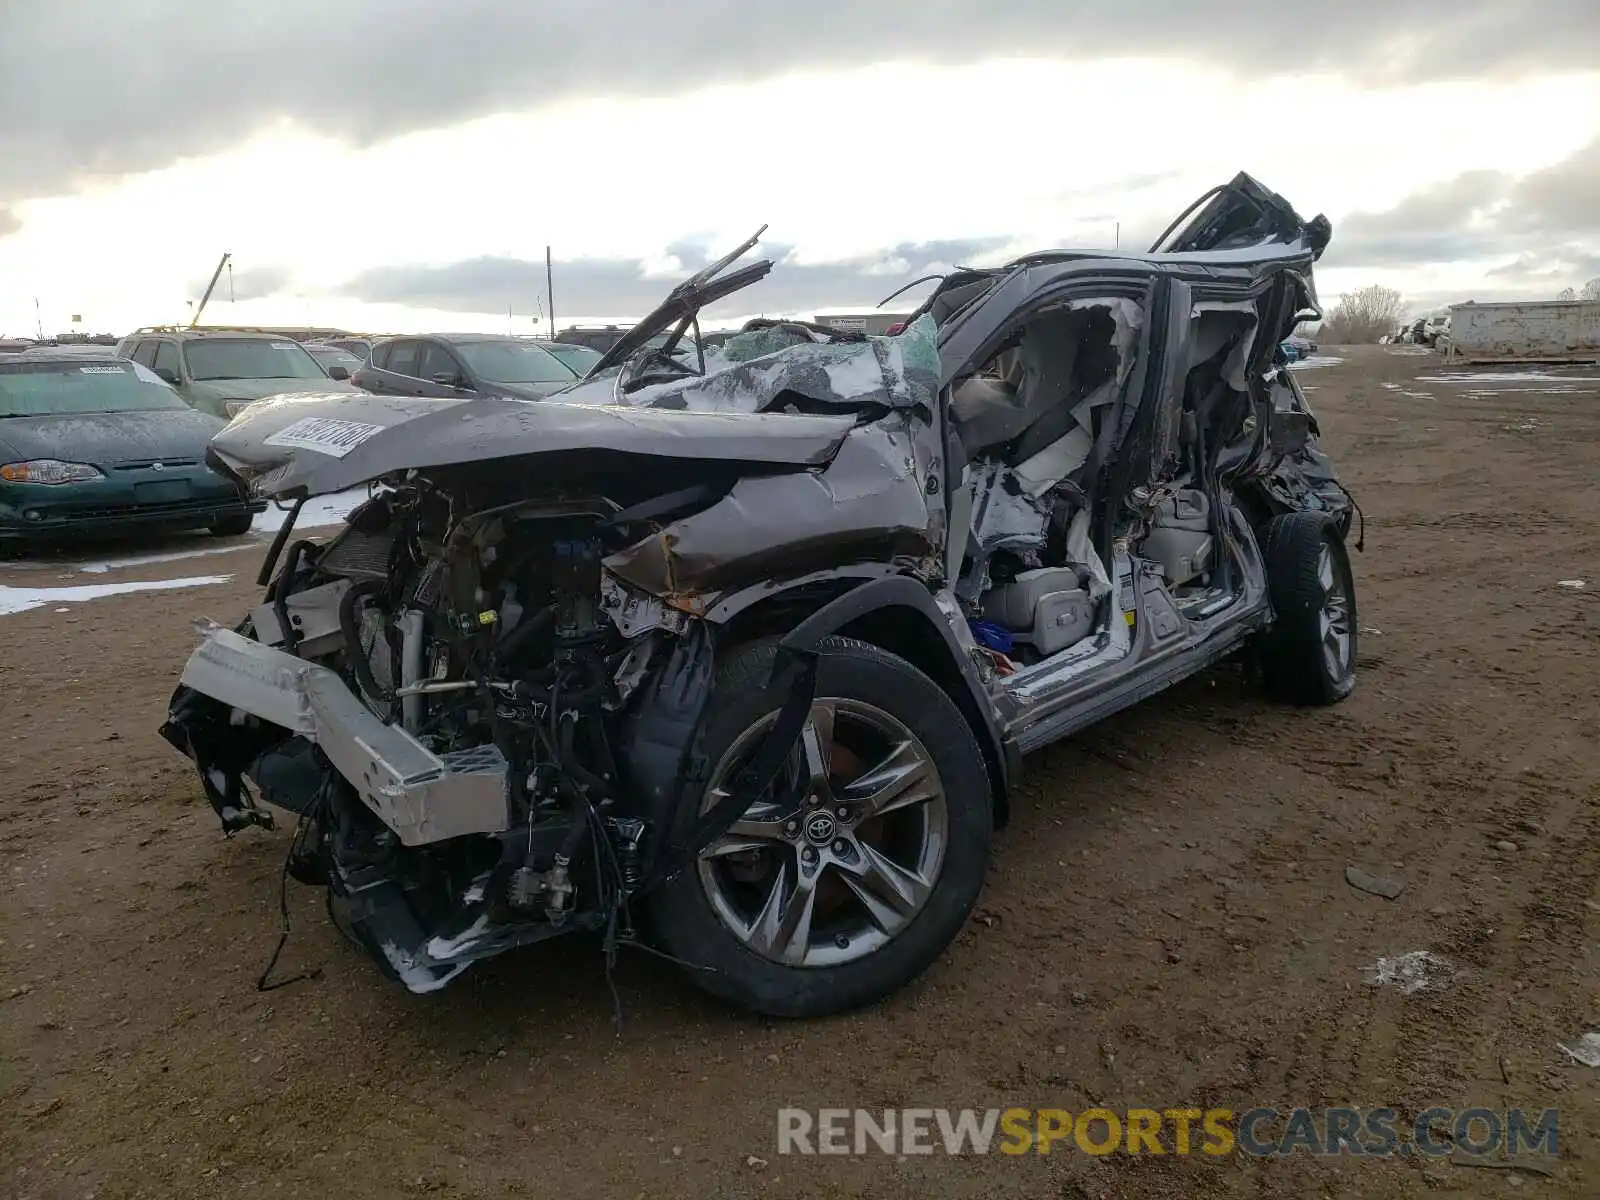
[79,365,127,374]
[263,416,384,458]
[271,342,299,350]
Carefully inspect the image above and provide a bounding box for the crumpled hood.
[206,390,856,500]
[209,320,939,500]
[0,405,224,466]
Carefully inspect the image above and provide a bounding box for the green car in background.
[114,327,362,419]
[0,351,262,555]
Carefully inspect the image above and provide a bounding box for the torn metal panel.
[968,461,1050,555]
[604,418,942,598]
[1188,299,1261,392]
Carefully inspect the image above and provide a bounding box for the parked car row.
[0,325,635,553]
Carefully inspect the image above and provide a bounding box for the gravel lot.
[3,345,1599,1198]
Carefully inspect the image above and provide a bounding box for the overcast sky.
[2,1,1597,336]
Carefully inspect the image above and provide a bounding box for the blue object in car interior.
[968,619,1014,654]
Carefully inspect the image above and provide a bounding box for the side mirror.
[327,365,351,381]
[153,366,180,385]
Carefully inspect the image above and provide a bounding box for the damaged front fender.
[603,419,944,602]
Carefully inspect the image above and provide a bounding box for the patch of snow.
[1557,579,1586,590]
[1288,355,1344,371]
[1381,382,1401,390]
[1364,950,1457,995]
[426,913,493,961]
[0,575,233,617]
[1417,371,1600,385]
[378,940,470,995]
[254,488,368,533]
[1558,1032,1600,1068]
[77,544,248,575]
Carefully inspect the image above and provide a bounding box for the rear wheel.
[648,636,992,1017]
[209,512,254,537]
[1260,511,1357,705]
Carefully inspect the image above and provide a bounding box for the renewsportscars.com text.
[776,1106,1559,1158]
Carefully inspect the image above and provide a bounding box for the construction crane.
[190,252,232,328]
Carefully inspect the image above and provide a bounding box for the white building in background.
[1445,300,1600,364]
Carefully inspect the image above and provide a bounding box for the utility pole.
[33,297,43,340]
[1114,221,1120,250]
[545,246,555,338]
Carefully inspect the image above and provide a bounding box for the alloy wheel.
[696,698,949,969]
[1317,542,1354,679]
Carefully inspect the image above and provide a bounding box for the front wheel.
[1260,511,1357,705]
[648,636,993,1017]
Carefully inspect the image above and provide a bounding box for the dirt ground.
[3,345,1599,1199]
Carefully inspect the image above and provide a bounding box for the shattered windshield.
[554,226,942,416]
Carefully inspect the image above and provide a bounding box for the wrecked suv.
[161,174,1358,1015]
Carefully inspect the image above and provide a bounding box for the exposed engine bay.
[165,474,829,993]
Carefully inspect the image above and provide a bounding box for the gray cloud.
[184,264,294,303]
[1319,138,1600,284]
[2,1,1595,205]
[341,237,1011,321]
[1504,136,1600,236]
[1320,170,1510,267]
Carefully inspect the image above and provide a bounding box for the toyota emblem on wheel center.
[804,811,837,845]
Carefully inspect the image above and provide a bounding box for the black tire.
[209,512,255,537]
[1260,511,1357,705]
[647,636,992,1018]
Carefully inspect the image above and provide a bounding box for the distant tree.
[1320,284,1405,344]
[1582,278,1600,302]
[1557,287,1577,301]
